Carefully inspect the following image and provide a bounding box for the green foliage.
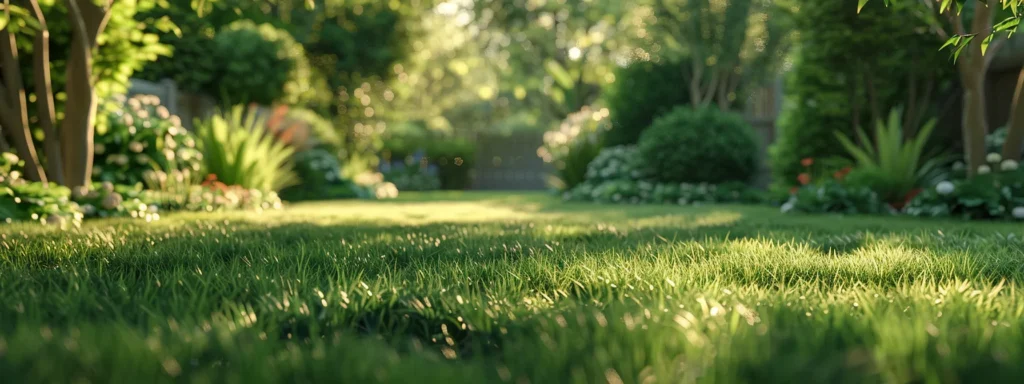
[380,151,442,192]
[906,160,1024,220]
[194,106,299,192]
[835,109,949,205]
[93,95,203,186]
[567,178,764,205]
[860,0,1023,61]
[210,20,313,106]
[781,180,891,215]
[770,0,955,188]
[637,107,759,184]
[0,181,81,227]
[563,145,763,204]
[284,108,343,152]
[427,138,476,190]
[601,59,693,146]
[381,125,477,191]
[582,145,653,184]
[278,148,367,201]
[0,153,81,226]
[631,0,793,111]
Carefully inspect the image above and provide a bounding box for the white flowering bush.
[564,146,764,205]
[538,105,611,190]
[94,95,203,186]
[905,154,1024,220]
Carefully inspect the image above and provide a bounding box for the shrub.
[279,149,370,201]
[0,153,81,227]
[780,180,891,216]
[905,158,1024,220]
[564,146,764,205]
[583,146,653,184]
[539,106,611,191]
[380,150,442,192]
[382,126,476,191]
[834,109,949,208]
[195,106,299,192]
[601,59,693,146]
[93,95,203,186]
[637,107,759,184]
[210,21,313,106]
[428,138,476,190]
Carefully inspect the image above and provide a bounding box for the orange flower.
[797,173,811,185]
[833,166,853,181]
[801,158,814,167]
[789,186,800,195]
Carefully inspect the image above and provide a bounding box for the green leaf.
[857,0,870,13]
[544,60,576,91]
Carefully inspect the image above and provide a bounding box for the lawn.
[3,192,1024,383]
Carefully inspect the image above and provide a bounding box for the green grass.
[3,191,1024,383]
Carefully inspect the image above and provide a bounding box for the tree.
[629,0,794,111]
[471,0,628,125]
[861,0,1024,173]
[771,0,954,188]
[0,0,313,192]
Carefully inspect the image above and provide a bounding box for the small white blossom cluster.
[907,154,1024,220]
[538,105,611,164]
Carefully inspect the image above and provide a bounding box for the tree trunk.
[0,30,48,184]
[27,0,64,185]
[960,68,989,175]
[957,3,994,176]
[60,0,111,190]
[1002,67,1024,160]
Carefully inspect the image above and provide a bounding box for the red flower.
[789,186,799,195]
[797,173,811,185]
[801,158,814,167]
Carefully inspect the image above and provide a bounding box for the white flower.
[987,153,1002,164]
[1013,207,1024,220]
[101,192,123,210]
[1001,159,1019,171]
[95,143,106,155]
[978,165,992,175]
[952,161,965,171]
[101,182,115,194]
[128,141,144,153]
[781,200,796,214]
[935,181,955,195]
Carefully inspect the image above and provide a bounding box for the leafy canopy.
[858,0,1022,59]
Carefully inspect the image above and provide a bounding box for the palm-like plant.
[194,105,299,192]
[834,108,948,206]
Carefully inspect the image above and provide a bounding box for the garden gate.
[470,131,551,190]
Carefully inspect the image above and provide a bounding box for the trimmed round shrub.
[637,107,759,184]
[602,59,692,146]
[210,21,313,106]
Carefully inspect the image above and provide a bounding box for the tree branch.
[0,28,47,183]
